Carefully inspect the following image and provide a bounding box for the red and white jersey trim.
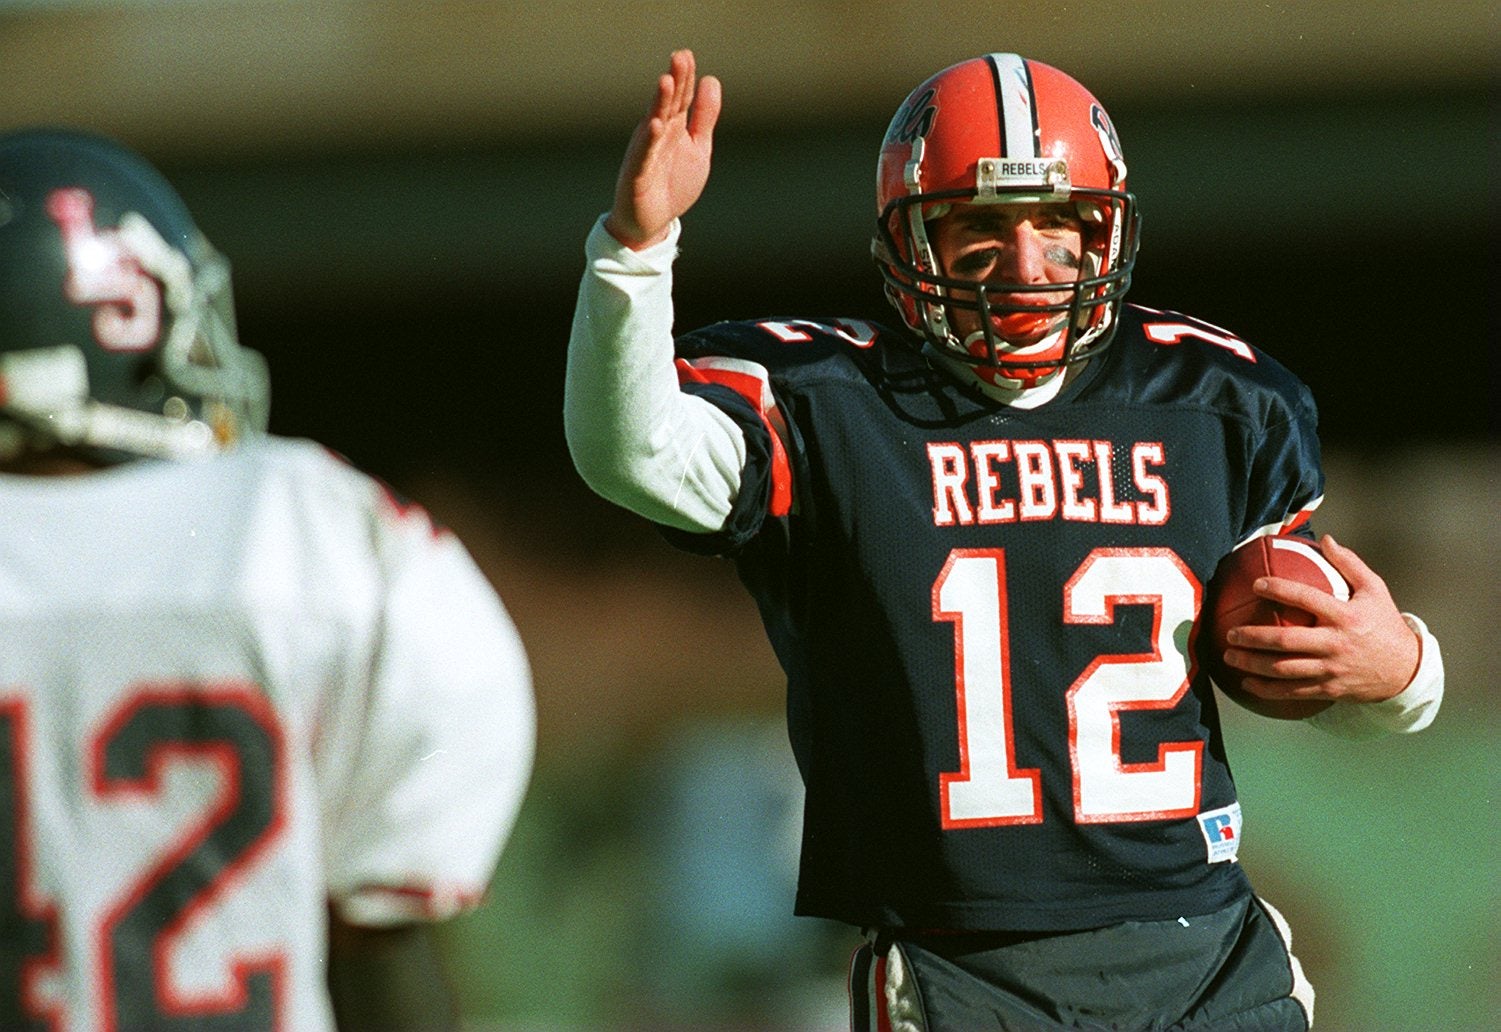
[1237,494,1322,549]
[336,883,488,927]
[675,355,793,516]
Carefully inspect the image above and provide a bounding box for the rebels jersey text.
[663,305,1322,932]
[0,438,534,1031]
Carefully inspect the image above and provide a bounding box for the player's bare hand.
[605,49,722,250]
[1222,534,1421,705]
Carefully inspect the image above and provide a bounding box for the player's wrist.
[604,212,670,251]
[1390,615,1425,694]
[1362,618,1423,704]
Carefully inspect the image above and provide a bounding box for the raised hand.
[1221,534,1422,706]
[605,49,722,250]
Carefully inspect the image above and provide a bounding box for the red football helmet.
[874,54,1140,387]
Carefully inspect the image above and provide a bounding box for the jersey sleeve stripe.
[1237,494,1323,550]
[675,356,793,517]
[334,883,486,926]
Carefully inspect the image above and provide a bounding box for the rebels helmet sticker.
[1090,104,1122,160]
[1090,104,1127,183]
[889,87,937,145]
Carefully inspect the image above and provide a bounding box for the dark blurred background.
[5,2,1495,1029]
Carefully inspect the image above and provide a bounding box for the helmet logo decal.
[890,87,937,145]
[1089,104,1127,183]
[46,188,162,352]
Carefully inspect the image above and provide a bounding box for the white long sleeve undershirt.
[563,215,746,534]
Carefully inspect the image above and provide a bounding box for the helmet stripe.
[987,53,1040,159]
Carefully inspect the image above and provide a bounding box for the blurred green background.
[4,2,1493,1029]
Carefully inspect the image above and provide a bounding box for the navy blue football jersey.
[662,304,1324,932]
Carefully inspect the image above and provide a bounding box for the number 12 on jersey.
[934,548,1204,829]
[2,686,284,1031]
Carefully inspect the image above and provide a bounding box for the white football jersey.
[0,436,535,1031]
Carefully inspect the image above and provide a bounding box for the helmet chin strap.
[962,321,1066,360]
[60,403,219,458]
[0,345,222,461]
[959,317,1069,387]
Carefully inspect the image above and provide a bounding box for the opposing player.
[565,51,1444,1029]
[0,128,535,1030]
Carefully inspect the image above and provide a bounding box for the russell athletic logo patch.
[1197,802,1243,864]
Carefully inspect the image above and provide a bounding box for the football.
[1200,535,1350,720]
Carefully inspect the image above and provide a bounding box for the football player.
[0,128,535,1030]
[565,51,1444,1029]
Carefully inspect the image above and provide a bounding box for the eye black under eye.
[951,249,998,274]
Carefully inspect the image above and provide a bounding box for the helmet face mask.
[873,54,1141,388]
[0,127,268,463]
